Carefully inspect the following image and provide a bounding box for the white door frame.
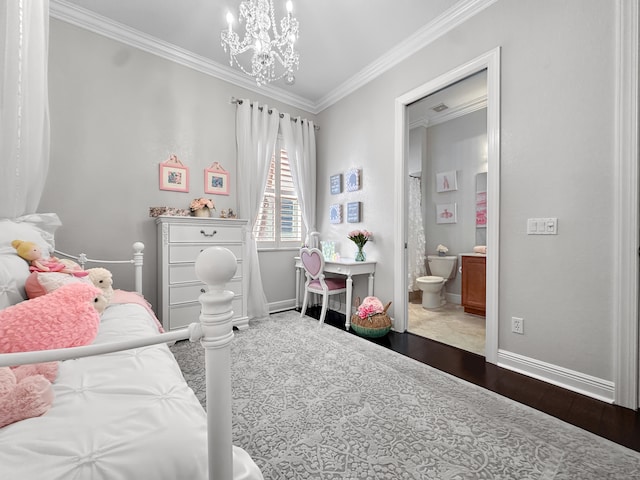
[393,47,501,364]
[614,0,639,409]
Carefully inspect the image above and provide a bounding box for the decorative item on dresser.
[156,216,249,331]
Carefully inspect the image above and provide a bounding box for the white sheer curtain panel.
[236,99,279,319]
[280,113,316,244]
[0,0,50,219]
[408,176,426,291]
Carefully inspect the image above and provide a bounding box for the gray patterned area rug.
[169,311,640,479]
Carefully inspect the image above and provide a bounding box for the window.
[253,141,303,248]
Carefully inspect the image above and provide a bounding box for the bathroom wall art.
[436,170,457,193]
[476,191,487,227]
[436,203,457,224]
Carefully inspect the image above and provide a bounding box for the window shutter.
[253,145,302,246]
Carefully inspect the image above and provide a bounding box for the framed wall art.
[345,168,361,192]
[436,203,457,224]
[159,154,189,192]
[329,204,342,224]
[330,174,342,195]
[347,201,361,223]
[204,162,230,195]
[436,170,458,193]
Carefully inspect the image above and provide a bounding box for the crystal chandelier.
[221,0,299,86]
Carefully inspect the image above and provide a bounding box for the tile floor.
[408,299,486,356]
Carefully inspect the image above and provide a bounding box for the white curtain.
[236,99,279,319]
[408,176,426,291]
[280,113,316,244]
[0,0,50,219]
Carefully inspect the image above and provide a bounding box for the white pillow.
[0,213,62,308]
[0,213,61,256]
[0,261,25,309]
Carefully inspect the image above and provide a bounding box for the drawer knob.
[200,229,217,237]
[200,288,206,293]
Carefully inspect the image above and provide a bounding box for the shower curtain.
[408,176,427,291]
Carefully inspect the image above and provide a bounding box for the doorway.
[406,71,488,356]
[393,48,501,364]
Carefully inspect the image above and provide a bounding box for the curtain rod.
[230,97,320,131]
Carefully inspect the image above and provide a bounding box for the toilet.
[416,255,458,309]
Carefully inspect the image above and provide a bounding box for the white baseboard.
[446,293,461,305]
[268,299,297,314]
[497,349,615,403]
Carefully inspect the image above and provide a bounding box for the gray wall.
[316,0,616,381]
[42,19,314,311]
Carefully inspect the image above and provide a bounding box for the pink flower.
[347,230,373,248]
[190,198,215,211]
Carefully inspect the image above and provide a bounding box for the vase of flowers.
[348,230,372,262]
[190,198,215,217]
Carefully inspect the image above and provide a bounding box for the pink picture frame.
[159,155,189,192]
[204,162,230,195]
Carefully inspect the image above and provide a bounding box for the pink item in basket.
[357,296,385,319]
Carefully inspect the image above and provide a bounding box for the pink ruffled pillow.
[0,283,104,354]
[357,296,385,319]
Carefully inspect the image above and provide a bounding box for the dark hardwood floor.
[299,307,640,453]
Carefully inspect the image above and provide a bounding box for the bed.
[0,214,263,480]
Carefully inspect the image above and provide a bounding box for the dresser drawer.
[169,278,243,305]
[168,297,243,330]
[169,243,243,263]
[169,262,243,285]
[169,224,242,244]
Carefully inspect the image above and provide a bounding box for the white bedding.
[0,303,262,480]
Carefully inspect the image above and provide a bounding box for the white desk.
[295,257,376,330]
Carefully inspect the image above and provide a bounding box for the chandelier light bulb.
[286,1,293,13]
[226,11,234,26]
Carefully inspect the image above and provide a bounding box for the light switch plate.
[527,217,558,235]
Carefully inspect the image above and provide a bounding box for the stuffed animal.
[0,364,57,428]
[0,282,106,427]
[86,267,114,304]
[24,271,93,300]
[11,240,88,277]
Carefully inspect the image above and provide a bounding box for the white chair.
[299,247,347,327]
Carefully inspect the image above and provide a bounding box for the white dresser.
[156,216,249,331]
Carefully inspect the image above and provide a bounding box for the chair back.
[300,247,324,281]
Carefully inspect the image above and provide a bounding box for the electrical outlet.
[511,317,524,334]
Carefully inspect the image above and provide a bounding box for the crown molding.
[409,95,487,130]
[314,0,498,112]
[49,0,316,113]
[50,0,496,115]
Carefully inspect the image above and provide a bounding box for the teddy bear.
[0,364,57,428]
[0,282,106,427]
[86,267,114,304]
[12,239,89,277]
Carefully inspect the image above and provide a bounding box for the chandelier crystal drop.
[221,0,299,86]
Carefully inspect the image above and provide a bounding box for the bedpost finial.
[195,247,237,290]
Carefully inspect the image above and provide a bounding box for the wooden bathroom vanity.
[461,254,486,317]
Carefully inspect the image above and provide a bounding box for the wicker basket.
[350,297,392,338]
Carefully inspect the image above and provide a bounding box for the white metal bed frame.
[0,244,245,480]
